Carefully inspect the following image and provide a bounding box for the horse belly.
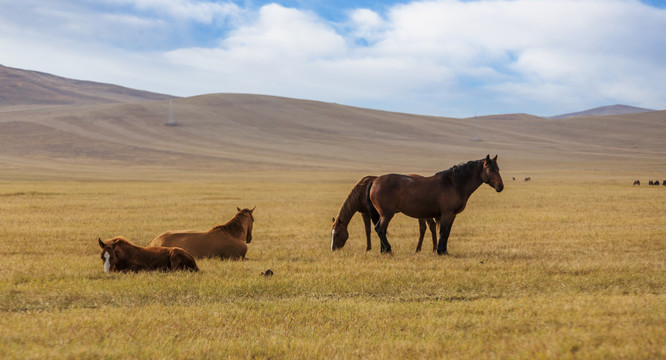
[398,195,440,219]
[218,242,247,260]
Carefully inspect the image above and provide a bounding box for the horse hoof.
[437,250,449,256]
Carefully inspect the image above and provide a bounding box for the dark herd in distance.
[633,180,665,186]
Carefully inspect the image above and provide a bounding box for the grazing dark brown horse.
[633,180,640,186]
[331,175,437,252]
[368,155,504,255]
[98,236,198,272]
[148,207,255,260]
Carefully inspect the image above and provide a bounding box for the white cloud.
[106,0,241,23]
[348,8,387,44]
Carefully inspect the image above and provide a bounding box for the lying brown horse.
[368,155,504,255]
[148,207,255,260]
[98,236,198,272]
[331,175,437,252]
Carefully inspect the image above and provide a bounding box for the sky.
[0,0,665,117]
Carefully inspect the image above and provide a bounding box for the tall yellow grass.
[0,174,664,359]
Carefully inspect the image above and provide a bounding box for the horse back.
[149,230,246,259]
[371,173,449,218]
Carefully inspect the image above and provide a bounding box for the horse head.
[237,206,255,243]
[331,217,349,251]
[481,155,504,192]
[98,237,122,273]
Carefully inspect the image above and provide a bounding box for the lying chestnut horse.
[98,236,198,272]
[368,155,504,255]
[148,207,255,260]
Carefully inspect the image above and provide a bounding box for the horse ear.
[251,206,256,212]
[332,217,335,223]
[98,238,105,249]
[237,207,241,212]
[485,154,491,161]
[493,155,498,162]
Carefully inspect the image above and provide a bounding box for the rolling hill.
[550,104,655,119]
[0,64,174,106]
[0,66,664,180]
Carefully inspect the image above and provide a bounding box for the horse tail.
[366,180,380,226]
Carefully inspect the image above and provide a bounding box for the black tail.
[366,181,380,226]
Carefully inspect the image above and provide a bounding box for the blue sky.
[1,0,665,117]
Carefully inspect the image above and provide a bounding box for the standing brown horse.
[148,207,255,260]
[331,175,437,252]
[368,155,504,255]
[98,236,198,272]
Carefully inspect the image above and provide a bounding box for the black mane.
[436,159,484,185]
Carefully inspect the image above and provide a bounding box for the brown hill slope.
[550,104,656,119]
[0,64,174,106]
[1,93,664,179]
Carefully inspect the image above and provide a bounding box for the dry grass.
[0,173,664,359]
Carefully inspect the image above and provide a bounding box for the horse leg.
[416,219,426,252]
[170,251,185,270]
[362,213,372,251]
[437,214,456,256]
[426,218,437,252]
[374,213,394,254]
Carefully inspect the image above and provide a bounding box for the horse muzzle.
[495,183,504,192]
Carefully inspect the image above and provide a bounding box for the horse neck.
[335,186,366,226]
[115,239,138,251]
[456,161,485,201]
[213,214,249,239]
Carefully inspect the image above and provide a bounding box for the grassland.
[0,172,664,359]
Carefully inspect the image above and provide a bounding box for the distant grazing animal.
[524,177,531,182]
[649,181,654,185]
[148,207,255,260]
[98,236,198,272]
[512,177,516,181]
[663,180,666,186]
[633,180,640,186]
[331,175,437,252]
[368,155,504,255]
[655,181,661,186]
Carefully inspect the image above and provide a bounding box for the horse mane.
[108,236,133,246]
[211,209,252,237]
[436,159,484,186]
[334,176,374,227]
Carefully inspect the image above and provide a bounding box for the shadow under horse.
[367,155,504,255]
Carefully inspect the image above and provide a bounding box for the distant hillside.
[1,92,664,180]
[0,66,664,179]
[0,64,175,106]
[550,104,655,119]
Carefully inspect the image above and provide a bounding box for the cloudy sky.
[1,0,665,117]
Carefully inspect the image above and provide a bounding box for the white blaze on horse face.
[331,229,335,251]
[103,251,111,273]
